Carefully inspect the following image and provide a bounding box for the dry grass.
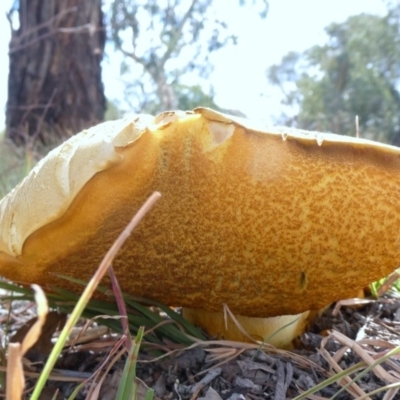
[0,137,33,198]
[0,128,72,199]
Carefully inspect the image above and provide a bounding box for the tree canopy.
[108,0,268,113]
[268,5,400,144]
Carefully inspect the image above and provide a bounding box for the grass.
[0,140,54,200]
[0,137,33,198]
[0,128,71,199]
[370,269,400,298]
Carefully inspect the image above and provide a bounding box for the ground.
[2,292,400,399]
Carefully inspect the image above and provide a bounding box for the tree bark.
[6,0,106,146]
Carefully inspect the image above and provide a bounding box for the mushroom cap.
[1,108,400,317]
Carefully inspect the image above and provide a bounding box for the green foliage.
[105,98,124,121]
[175,84,220,111]
[107,0,267,113]
[142,83,223,115]
[268,5,400,143]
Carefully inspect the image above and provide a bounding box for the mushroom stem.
[182,308,310,349]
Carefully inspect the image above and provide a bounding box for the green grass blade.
[145,388,155,400]
[116,327,144,400]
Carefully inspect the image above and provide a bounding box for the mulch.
[3,294,400,399]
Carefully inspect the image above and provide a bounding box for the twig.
[190,367,222,395]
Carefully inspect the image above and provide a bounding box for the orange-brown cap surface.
[1,108,400,318]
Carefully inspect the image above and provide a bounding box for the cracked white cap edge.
[0,115,154,256]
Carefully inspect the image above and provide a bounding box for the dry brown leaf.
[6,343,24,400]
[11,311,67,360]
[6,284,49,399]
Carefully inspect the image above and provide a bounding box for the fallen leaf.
[11,311,67,361]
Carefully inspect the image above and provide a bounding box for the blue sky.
[0,0,387,130]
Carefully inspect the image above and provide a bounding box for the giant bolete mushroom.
[1,108,400,348]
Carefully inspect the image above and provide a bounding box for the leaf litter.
[2,289,400,399]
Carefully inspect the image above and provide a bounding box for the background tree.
[268,4,400,144]
[108,0,268,113]
[6,0,106,146]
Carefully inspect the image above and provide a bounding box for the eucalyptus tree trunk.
[6,0,106,146]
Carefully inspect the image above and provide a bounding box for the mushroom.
[1,108,400,348]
